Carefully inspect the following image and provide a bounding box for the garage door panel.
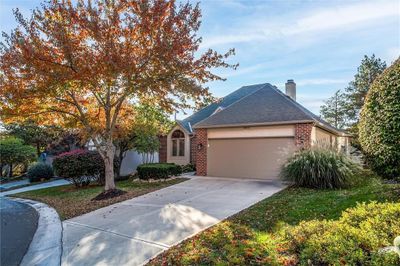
[207,138,296,179]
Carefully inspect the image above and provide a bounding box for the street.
[0,198,39,266]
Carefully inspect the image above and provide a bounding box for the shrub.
[359,59,400,178]
[280,148,361,189]
[27,163,54,182]
[181,163,196,173]
[137,163,182,180]
[279,202,400,265]
[53,149,104,187]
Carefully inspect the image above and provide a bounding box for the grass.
[14,178,188,220]
[147,174,400,265]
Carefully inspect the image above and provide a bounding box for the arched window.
[171,130,185,156]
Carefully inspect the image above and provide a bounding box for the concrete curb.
[11,198,62,266]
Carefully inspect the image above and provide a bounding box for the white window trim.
[171,134,185,157]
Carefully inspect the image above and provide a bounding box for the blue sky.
[1,0,399,118]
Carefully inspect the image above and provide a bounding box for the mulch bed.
[91,189,127,201]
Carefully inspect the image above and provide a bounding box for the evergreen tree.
[320,90,349,129]
[345,54,387,122]
[320,55,386,131]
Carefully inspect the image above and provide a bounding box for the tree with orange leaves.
[0,0,236,195]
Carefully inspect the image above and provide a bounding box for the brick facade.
[295,123,313,148]
[190,136,197,165]
[158,135,167,163]
[194,129,208,176]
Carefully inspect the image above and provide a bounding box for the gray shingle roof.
[189,83,346,136]
[178,83,266,133]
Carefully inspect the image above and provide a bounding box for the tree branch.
[33,55,78,73]
[46,108,80,119]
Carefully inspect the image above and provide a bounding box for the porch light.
[197,143,203,150]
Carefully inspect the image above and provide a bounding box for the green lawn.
[148,176,400,265]
[14,178,187,220]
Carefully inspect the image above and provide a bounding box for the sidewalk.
[0,179,70,197]
[0,179,30,191]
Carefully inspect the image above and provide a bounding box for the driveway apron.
[62,177,285,266]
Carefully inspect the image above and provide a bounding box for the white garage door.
[207,137,296,179]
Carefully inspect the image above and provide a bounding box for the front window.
[171,130,185,156]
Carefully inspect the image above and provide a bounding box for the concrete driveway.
[62,176,285,266]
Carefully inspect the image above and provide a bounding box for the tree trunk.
[36,143,41,157]
[100,141,116,191]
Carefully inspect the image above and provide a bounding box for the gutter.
[193,120,351,138]
[192,120,315,129]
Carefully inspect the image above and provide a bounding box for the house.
[159,80,350,180]
[86,140,159,176]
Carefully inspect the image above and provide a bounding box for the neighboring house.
[159,80,350,180]
[86,140,159,176]
[118,150,159,176]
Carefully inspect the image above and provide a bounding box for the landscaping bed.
[13,177,188,220]
[148,175,400,265]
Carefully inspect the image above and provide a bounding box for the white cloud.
[201,33,267,48]
[200,0,399,48]
[284,0,399,36]
[297,95,336,115]
[299,97,326,107]
[294,78,349,86]
[384,47,400,63]
[222,62,269,78]
[275,78,349,88]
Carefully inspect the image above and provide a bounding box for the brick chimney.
[285,79,296,101]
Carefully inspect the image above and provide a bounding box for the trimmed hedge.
[137,163,182,180]
[279,201,400,265]
[53,149,104,187]
[27,163,54,182]
[181,163,196,173]
[359,58,400,178]
[280,148,361,189]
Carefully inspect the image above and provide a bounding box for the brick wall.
[158,135,167,163]
[295,123,313,148]
[195,129,207,176]
[190,136,197,165]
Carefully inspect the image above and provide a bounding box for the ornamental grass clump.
[280,148,361,189]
